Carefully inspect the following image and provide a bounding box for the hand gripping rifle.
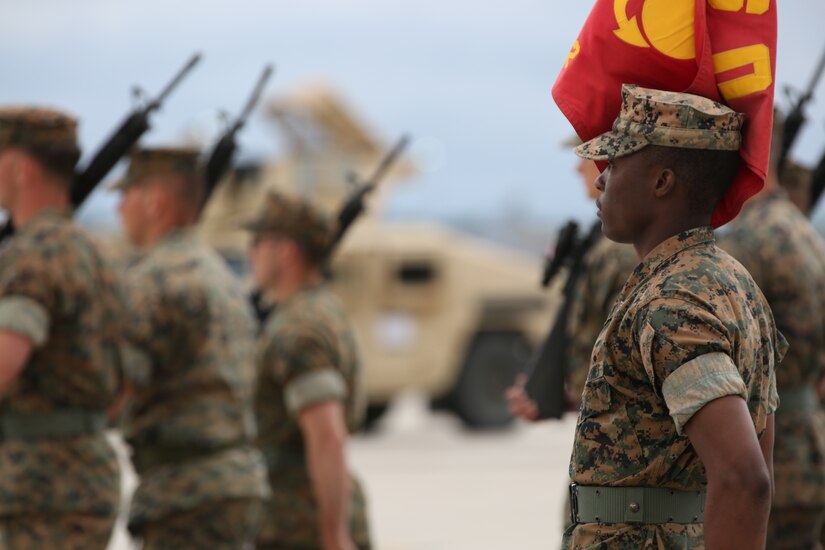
[0,53,202,243]
[779,45,825,178]
[523,220,602,420]
[201,64,274,210]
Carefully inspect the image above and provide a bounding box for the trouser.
[0,511,115,550]
[136,497,262,550]
[766,507,825,550]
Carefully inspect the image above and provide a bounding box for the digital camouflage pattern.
[575,85,744,161]
[0,210,123,543]
[0,106,78,150]
[255,284,371,549]
[139,497,262,550]
[0,512,115,550]
[121,230,269,539]
[564,226,785,549]
[242,191,333,260]
[566,233,638,398]
[717,189,825,547]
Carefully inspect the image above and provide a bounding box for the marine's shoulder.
[268,286,344,338]
[644,242,757,304]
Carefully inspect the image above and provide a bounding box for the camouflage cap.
[0,106,78,151]
[111,146,201,191]
[575,85,745,161]
[241,191,333,256]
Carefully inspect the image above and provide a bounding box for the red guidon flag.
[552,0,777,227]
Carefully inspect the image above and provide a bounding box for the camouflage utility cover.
[121,230,268,528]
[242,191,333,259]
[575,85,744,161]
[0,107,78,151]
[718,189,825,509]
[564,226,785,548]
[255,284,370,548]
[113,147,201,190]
[0,210,123,516]
[566,231,638,398]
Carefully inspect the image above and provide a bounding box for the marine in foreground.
[564,86,785,550]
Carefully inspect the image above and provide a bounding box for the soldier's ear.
[653,168,677,199]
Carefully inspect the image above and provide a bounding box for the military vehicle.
[198,85,557,428]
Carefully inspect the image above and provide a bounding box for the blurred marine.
[0,108,124,548]
[245,192,372,550]
[717,116,825,550]
[115,147,269,548]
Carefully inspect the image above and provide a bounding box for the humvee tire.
[446,332,531,429]
[362,403,389,431]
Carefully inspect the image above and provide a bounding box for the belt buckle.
[569,483,579,525]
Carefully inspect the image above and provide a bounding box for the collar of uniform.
[151,227,196,249]
[19,207,71,230]
[277,281,324,312]
[635,226,715,279]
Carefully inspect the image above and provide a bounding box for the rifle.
[252,134,411,327]
[72,53,202,207]
[779,45,825,177]
[202,64,274,209]
[523,220,602,419]
[542,220,579,288]
[326,134,411,258]
[0,53,202,243]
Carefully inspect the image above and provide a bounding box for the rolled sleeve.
[284,368,348,416]
[0,295,50,347]
[662,352,748,435]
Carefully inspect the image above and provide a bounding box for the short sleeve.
[0,295,51,347]
[638,297,747,433]
[270,329,347,416]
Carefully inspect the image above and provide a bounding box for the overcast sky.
[2,0,825,230]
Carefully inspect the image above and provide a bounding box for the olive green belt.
[0,410,107,442]
[263,448,306,471]
[778,386,820,414]
[131,441,242,472]
[570,484,706,525]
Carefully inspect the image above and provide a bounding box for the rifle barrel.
[235,64,274,129]
[363,134,411,189]
[150,52,202,110]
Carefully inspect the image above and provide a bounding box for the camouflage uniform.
[0,109,123,549]
[566,232,637,398]
[718,189,825,550]
[117,149,269,548]
[246,193,372,550]
[563,87,786,549]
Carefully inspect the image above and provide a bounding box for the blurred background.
[3,1,825,548]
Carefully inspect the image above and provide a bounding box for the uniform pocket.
[580,369,612,418]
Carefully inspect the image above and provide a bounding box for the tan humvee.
[197,84,557,428]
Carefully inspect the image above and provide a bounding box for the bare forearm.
[704,471,771,548]
[306,435,351,546]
